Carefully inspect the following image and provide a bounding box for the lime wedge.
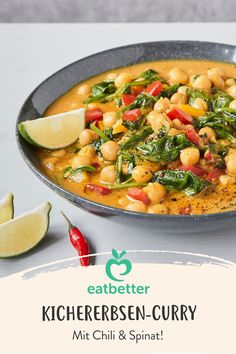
[0,202,51,258]
[18,108,85,149]
[0,193,14,225]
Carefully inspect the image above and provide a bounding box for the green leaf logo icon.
[105,249,132,282]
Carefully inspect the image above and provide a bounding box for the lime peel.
[0,193,14,225]
[18,108,85,149]
[0,202,51,258]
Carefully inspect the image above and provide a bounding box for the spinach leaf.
[121,126,153,150]
[90,124,112,142]
[210,88,233,112]
[136,69,166,84]
[63,165,96,179]
[93,139,103,154]
[160,83,181,98]
[152,170,210,196]
[137,134,192,164]
[187,88,210,105]
[92,127,114,154]
[84,80,116,103]
[195,112,236,143]
[221,108,236,129]
[214,128,236,144]
[116,154,123,183]
[123,117,144,131]
[123,93,156,112]
[195,113,229,131]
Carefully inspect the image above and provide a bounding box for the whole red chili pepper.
[61,212,90,267]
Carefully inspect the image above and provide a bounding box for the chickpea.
[172,119,186,131]
[147,110,159,124]
[77,84,91,95]
[121,162,129,175]
[139,161,161,173]
[106,72,118,80]
[118,197,129,207]
[227,85,236,98]
[125,202,147,213]
[209,73,225,90]
[100,165,117,184]
[72,155,91,169]
[180,147,200,166]
[154,97,170,113]
[43,157,59,171]
[114,72,133,88]
[87,103,101,110]
[225,149,236,177]
[207,67,226,79]
[170,92,188,104]
[103,111,117,128]
[169,68,188,85]
[51,149,66,157]
[143,183,166,203]
[178,86,189,95]
[168,128,184,136]
[79,145,96,159]
[193,75,211,91]
[225,78,236,87]
[101,141,119,161]
[192,98,208,111]
[67,169,88,182]
[147,111,172,132]
[79,129,96,146]
[219,175,236,186]
[148,204,168,214]
[199,127,216,142]
[229,100,236,110]
[132,165,153,183]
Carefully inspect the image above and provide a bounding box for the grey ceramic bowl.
[16,40,236,233]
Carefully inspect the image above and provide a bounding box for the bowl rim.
[16,39,236,221]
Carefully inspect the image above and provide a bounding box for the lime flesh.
[18,108,85,149]
[0,193,14,225]
[0,202,51,258]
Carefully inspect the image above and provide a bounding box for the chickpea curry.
[37,60,236,215]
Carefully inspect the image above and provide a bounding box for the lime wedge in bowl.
[0,202,51,258]
[18,108,85,149]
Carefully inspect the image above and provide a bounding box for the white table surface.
[1,23,236,277]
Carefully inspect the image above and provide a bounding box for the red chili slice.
[179,165,206,177]
[127,188,150,205]
[179,204,192,215]
[167,107,193,125]
[185,125,200,145]
[204,151,214,161]
[145,81,163,96]
[123,108,142,122]
[86,108,103,124]
[207,169,224,182]
[86,184,111,195]
[204,150,220,163]
[122,94,136,106]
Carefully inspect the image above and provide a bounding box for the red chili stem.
[61,211,74,229]
[61,211,90,267]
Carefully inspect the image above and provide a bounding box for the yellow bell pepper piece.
[112,120,128,134]
[97,121,104,131]
[178,104,205,118]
